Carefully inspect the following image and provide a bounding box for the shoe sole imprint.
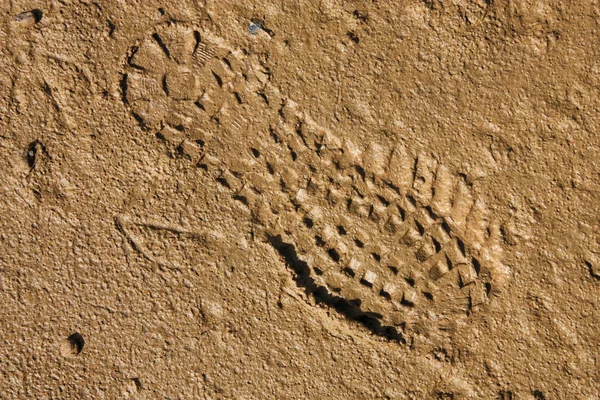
[120,22,509,343]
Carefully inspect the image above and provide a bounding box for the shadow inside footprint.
[267,234,405,343]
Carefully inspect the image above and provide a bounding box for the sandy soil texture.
[1,1,599,399]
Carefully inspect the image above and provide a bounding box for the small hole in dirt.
[585,260,600,279]
[195,101,206,111]
[120,74,129,104]
[161,75,170,95]
[405,277,415,286]
[26,141,40,168]
[361,278,373,287]
[406,195,417,208]
[233,195,248,205]
[376,195,390,206]
[158,7,165,15]
[353,9,368,22]
[422,292,434,301]
[31,9,43,23]
[258,92,269,105]
[436,391,454,399]
[354,239,364,248]
[42,82,52,96]
[303,218,314,228]
[328,248,341,263]
[485,282,492,295]
[371,253,381,262]
[397,205,406,220]
[152,33,170,58]
[401,297,415,307]
[368,204,375,219]
[212,72,223,87]
[389,266,399,275]
[193,30,202,52]
[432,347,450,362]
[61,332,85,358]
[355,165,366,180]
[221,57,232,70]
[344,267,356,277]
[446,255,454,271]
[132,378,142,390]
[498,391,514,400]
[432,237,442,252]
[315,236,326,247]
[532,391,546,400]
[457,238,466,256]
[337,225,347,235]
[472,258,481,275]
[425,206,438,221]
[415,220,425,235]
[233,92,243,104]
[250,148,260,158]
[347,32,360,43]
[442,220,452,234]
[132,112,148,128]
[216,177,230,188]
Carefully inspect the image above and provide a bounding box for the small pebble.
[248,21,263,35]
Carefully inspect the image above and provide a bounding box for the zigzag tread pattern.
[121,22,508,343]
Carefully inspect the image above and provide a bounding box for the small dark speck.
[31,9,43,23]
[132,378,142,390]
[347,32,360,44]
[107,19,116,36]
[26,140,42,168]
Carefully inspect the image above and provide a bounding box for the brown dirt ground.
[1,1,599,399]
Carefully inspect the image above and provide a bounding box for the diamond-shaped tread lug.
[130,39,168,72]
[158,25,196,64]
[428,259,450,281]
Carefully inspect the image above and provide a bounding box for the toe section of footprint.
[217,109,508,342]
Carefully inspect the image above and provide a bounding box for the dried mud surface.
[0,1,599,399]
